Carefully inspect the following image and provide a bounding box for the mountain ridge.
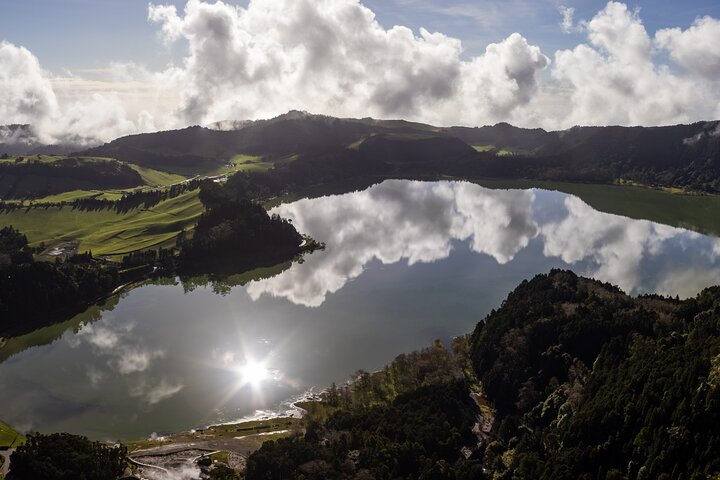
[5,112,720,193]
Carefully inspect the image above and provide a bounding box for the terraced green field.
[129,165,188,186]
[29,165,188,203]
[472,145,495,152]
[0,154,67,164]
[33,189,127,203]
[0,189,203,255]
[212,154,274,175]
[0,420,24,448]
[1,155,190,202]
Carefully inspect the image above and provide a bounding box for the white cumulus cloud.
[2,0,720,142]
[0,42,148,145]
[656,16,720,79]
[145,0,549,127]
[549,1,719,127]
[0,41,59,138]
[559,5,576,33]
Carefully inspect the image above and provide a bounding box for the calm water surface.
[2,180,720,439]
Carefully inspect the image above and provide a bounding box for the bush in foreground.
[7,432,127,480]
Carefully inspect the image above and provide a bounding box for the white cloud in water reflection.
[246,180,720,306]
[539,196,678,293]
[246,180,538,306]
[75,321,166,376]
[130,378,184,406]
[71,318,185,405]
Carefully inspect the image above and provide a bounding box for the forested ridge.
[0,157,143,199]
[468,270,720,479]
[72,113,720,193]
[176,179,308,273]
[244,270,720,480]
[0,226,120,336]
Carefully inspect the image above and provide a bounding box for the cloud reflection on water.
[247,180,720,305]
[71,316,184,406]
[247,181,538,306]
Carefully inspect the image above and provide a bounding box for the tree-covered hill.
[71,113,720,193]
[244,270,720,480]
[481,122,720,191]
[0,156,143,199]
[469,270,720,479]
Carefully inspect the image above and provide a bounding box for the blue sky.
[2,0,720,141]
[3,0,720,72]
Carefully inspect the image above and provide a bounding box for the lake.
[1,179,720,440]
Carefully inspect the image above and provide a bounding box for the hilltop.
[70,112,720,193]
[4,112,720,193]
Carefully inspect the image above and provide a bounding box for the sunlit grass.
[0,189,204,255]
[0,420,25,448]
[124,417,301,452]
[129,165,188,186]
[472,145,496,152]
[32,189,126,203]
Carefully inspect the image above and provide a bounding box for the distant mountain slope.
[0,124,85,157]
[445,122,555,151]
[71,112,720,192]
[524,122,720,190]
[0,125,36,156]
[77,112,383,174]
[0,157,143,199]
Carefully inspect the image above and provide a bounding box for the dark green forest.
[0,226,120,337]
[243,270,720,480]
[76,113,720,193]
[0,157,143,199]
[176,180,306,273]
[6,433,127,480]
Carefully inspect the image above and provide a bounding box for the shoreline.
[124,388,324,455]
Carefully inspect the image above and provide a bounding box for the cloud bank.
[1,0,720,144]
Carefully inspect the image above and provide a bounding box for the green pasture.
[212,154,275,175]
[0,189,204,256]
[0,420,24,448]
[129,165,188,186]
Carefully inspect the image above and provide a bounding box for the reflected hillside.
[0,295,122,364]
[179,261,293,296]
[0,264,294,366]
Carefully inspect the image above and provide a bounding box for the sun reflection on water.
[237,359,270,388]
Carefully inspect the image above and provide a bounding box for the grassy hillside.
[0,155,192,202]
[211,154,276,175]
[31,189,127,203]
[128,164,187,186]
[0,420,25,448]
[0,189,203,255]
[0,156,144,199]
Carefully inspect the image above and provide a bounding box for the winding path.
[0,448,14,477]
